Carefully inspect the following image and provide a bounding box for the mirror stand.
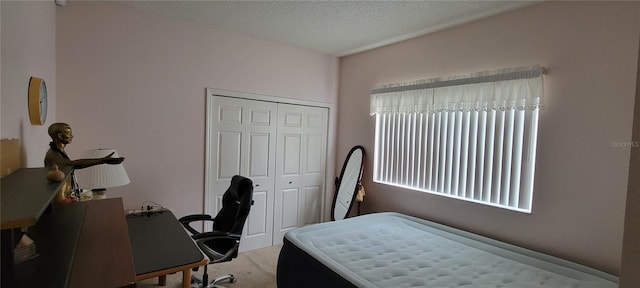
[331,146,365,221]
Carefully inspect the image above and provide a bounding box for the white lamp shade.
[75,148,130,189]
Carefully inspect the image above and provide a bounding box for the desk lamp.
[76,148,130,200]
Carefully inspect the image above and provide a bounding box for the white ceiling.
[114,0,539,57]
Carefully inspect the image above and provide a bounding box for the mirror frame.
[331,145,365,221]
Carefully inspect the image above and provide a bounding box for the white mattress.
[284,212,617,288]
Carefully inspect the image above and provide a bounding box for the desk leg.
[1,229,18,288]
[182,269,191,288]
[158,275,166,286]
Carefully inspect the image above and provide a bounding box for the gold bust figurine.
[44,123,125,201]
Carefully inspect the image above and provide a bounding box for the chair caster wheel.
[230,277,236,283]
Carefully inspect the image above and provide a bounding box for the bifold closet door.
[273,103,328,245]
[208,96,277,251]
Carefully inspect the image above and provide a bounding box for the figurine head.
[48,122,73,145]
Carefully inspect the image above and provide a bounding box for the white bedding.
[284,212,617,288]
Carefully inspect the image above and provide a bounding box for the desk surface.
[1,167,72,229]
[127,210,206,276]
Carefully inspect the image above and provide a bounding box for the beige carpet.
[137,244,281,288]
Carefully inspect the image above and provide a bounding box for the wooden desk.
[127,210,208,288]
[9,199,136,288]
[68,199,136,288]
[1,167,135,288]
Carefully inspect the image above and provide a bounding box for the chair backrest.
[212,175,254,234]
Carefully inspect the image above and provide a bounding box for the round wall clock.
[28,76,47,125]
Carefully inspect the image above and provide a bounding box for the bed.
[277,212,617,288]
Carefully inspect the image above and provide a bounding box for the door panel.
[282,135,301,175]
[283,111,302,127]
[307,113,324,129]
[209,96,276,252]
[211,96,246,223]
[303,186,321,225]
[280,188,300,229]
[306,134,323,173]
[274,105,303,243]
[219,105,242,124]
[300,106,328,229]
[273,104,328,245]
[249,109,272,126]
[217,132,242,179]
[246,189,267,236]
[248,133,270,178]
[242,100,277,251]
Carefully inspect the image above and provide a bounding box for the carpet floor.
[136,244,282,288]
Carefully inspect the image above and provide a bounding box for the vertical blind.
[370,66,544,212]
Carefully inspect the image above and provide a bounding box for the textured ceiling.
[115,0,538,57]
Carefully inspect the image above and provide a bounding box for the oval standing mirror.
[331,146,365,221]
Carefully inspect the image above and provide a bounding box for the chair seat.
[200,238,238,262]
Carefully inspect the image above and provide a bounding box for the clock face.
[39,81,47,122]
[28,77,47,125]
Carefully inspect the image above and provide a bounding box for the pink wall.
[620,39,640,288]
[56,2,338,218]
[339,1,639,275]
[1,1,57,167]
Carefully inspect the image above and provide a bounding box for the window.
[370,66,544,213]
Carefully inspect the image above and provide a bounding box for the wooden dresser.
[1,167,136,288]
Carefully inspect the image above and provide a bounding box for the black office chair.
[179,175,254,288]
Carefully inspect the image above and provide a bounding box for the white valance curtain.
[370,65,544,115]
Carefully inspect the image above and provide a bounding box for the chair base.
[190,273,236,288]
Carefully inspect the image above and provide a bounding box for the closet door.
[208,96,277,251]
[273,104,328,244]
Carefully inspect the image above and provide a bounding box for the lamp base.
[91,189,107,200]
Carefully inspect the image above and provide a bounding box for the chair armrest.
[192,231,241,241]
[192,232,242,263]
[179,214,214,235]
[178,214,213,223]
